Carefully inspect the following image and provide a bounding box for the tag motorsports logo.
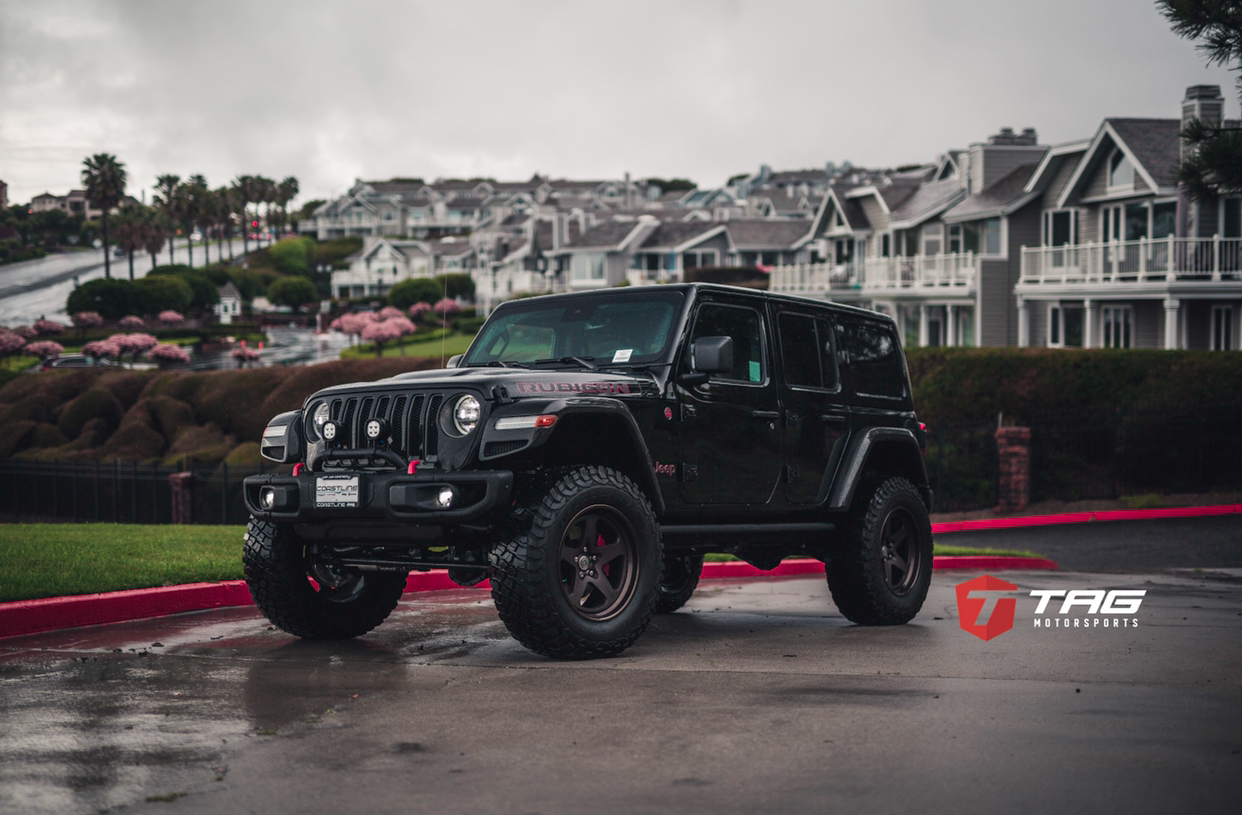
[954,575,1146,641]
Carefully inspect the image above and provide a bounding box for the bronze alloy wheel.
[558,504,639,622]
[879,506,921,596]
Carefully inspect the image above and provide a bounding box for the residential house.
[30,189,139,219]
[215,282,242,325]
[1016,85,1241,351]
[0,179,7,210]
[557,217,658,290]
[332,236,432,299]
[627,220,731,283]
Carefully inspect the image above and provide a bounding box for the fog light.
[436,486,455,508]
[259,486,276,510]
[322,421,340,444]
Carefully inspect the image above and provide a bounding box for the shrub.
[134,274,193,314]
[158,310,185,324]
[57,388,124,439]
[66,277,139,320]
[30,423,68,449]
[388,277,442,310]
[23,341,64,358]
[118,315,145,329]
[268,237,313,275]
[437,272,475,300]
[71,311,104,330]
[147,266,219,311]
[0,420,36,458]
[148,343,191,364]
[33,319,65,335]
[267,276,318,309]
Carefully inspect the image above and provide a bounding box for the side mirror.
[692,336,733,375]
[446,354,463,369]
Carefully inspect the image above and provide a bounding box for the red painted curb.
[0,555,1056,640]
[931,503,1242,534]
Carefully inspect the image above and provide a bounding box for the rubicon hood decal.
[513,380,632,395]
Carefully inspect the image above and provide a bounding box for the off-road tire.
[243,517,407,639]
[654,553,704,614]
[827,476,932,625]
[489,466,661,659]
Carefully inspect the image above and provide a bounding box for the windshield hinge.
[492,384,513,405]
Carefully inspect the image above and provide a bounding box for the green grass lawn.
[0,525,1049,603]
[0,524,246,603]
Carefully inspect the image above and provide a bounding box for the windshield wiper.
[534,356,597,371]
[472,360,526,368]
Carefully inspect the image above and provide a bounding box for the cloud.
[1,0,1236,206]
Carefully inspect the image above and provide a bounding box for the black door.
[775,309,850,505]
[677,299,782,505]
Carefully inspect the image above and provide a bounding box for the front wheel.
[489,466,661,659]
[827,477,932,625]
[243,518,407,639]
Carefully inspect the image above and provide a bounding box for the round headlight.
[453,394,481,435]
[312,402,331,437]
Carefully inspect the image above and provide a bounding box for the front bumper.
[243,468,513,523]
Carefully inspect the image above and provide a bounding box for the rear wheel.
[653,553,704,614]
[827,477,932,625]
[243,518,406,639]
[489,466,661,659]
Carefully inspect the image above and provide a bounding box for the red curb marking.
[930,503,1242,534]
[0,556,1056,640]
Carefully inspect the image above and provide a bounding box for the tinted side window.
[779,313,819,388]
[837,320,907,400]
[691,304,765,384]
[778,313,839,391]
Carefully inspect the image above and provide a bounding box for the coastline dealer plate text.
[316,475,359,508]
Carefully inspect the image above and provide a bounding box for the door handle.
[821,413,847,426]
[751,410,780,420]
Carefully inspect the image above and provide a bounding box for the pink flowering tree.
[361,318,405,357]
[25,340,65,359]
[83,339,122,361]
[333,311,378,346]
[433,298,461,318]
[385,316,416,355]
[34,319,66,336]
[408,301,432,323]
[109,332,158,365]
[0,330,28,367]
[119,315,145,330]
[71,311,105,339]
[148,343,191,366]
[158,310,185,326]
[12,325,36,339]
[231,346,261,368]
[378,306,404,321]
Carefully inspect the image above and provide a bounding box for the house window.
[1213,306,1234,351]
[1152,202,1176,239]
[572,253,606,281]
[1125,204,1148,241]
[1049,304,1084,348]
[881,234,891,258]
[1044,210,1075,246]
[948,225,962,254]
[1108,148,1134,189]
[683,250,717,269]
[983,218,1001,255]
[922,223,943,256]
[1222,198,1242,238]
[1102,306,1132,349]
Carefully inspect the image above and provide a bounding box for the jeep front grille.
[322,390,453,463]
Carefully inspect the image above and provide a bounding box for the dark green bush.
[57,388,123,439]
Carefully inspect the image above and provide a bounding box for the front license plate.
[316,475,359,508]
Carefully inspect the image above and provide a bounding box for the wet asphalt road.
[2,522,1241,814]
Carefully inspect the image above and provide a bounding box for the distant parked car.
[37,354,121,371]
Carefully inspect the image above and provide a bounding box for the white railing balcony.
[1020,236,1242,285]
[768,262,865,294]
[862,252,977,291]
[626,269,679,286]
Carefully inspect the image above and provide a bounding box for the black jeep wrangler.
[244,284,933,659]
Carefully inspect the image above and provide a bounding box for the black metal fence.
[0,459,275,525]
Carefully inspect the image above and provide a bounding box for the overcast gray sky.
[1,0,1236,208]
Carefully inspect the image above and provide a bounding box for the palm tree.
[276,176,299,238]
[114,204,147,280]
[183,174,208,268]
[154,174,181,266]
[233,175,253,257]
[257,175,277,246]
[82,154,127,278]
[213,186,236,261]
[144,211,168,270]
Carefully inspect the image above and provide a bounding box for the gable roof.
[1056,118,1178,208]
[637,220,727,252]
[943,163,1040,223]
[724,219,814,249]
[888,178,966,228]
[564,219,646,250]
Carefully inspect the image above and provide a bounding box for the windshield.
[464,291,685,367]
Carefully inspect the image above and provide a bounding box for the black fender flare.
[823,427,930,512]
[486,396,665,514]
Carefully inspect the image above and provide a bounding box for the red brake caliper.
[598,533,609,577]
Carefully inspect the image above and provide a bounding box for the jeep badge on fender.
[242,284,933,659]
